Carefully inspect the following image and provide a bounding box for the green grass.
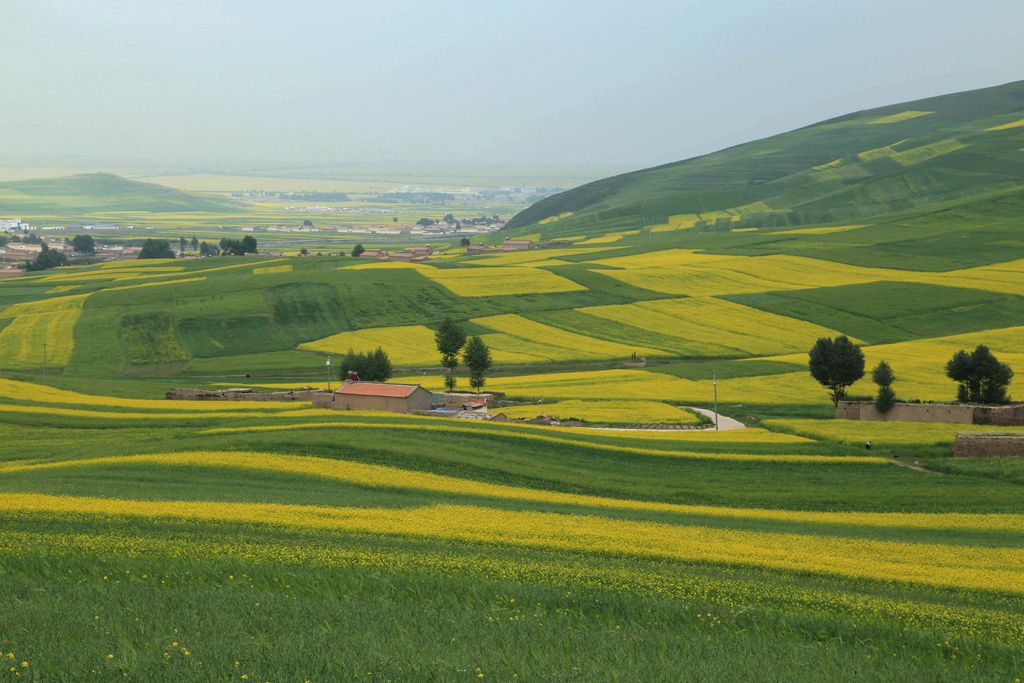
[729,281,1024,344]
[0,398,1022,681]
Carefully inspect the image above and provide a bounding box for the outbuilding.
[326,382,435,413]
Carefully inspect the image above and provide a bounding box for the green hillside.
[505,80,1024,256]
[0,173,243,216]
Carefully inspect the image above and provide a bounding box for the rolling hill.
[504,80,1024,258]
[0,172,243,216]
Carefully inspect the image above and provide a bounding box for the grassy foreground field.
[0,377,1022,680]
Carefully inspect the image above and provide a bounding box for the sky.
[2,0,1023,173]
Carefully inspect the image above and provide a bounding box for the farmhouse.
[502,239,534,251]
[320,382,435,413]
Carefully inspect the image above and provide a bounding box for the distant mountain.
[0,173,242,216]
[505,80,1024,238]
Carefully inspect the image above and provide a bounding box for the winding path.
[686,407,746,431]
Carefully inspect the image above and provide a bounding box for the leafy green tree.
[24,244,69,271]
[138,239,176,259]
[370,346,393,382]
[808,336,865,406]
[178,236,187,255]
[71,234,95,254]
[872,361,896,413]
[199,241,218,257]
[435,318,467,392]
[241,235,257,253]
[946,350,972,402]
[946,345,1014,404]
[463,336,492,393]
[351,243,365,257]
[190,235,199,252]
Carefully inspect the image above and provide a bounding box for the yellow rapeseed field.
[592,254,906,296]
[0,378,318,413]
[6,451,1012,533]
[0,293,89,368]
[889,138,967,166]
[251,264,293,275]
[423,266,586,297]
[773,224,867,236]
[866,110,933,125]
[985,118,1024,131]
[579,297,848,356]
[1,492,1019,593]
[472,314,666,361]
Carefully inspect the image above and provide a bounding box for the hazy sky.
[2,0,1022,171]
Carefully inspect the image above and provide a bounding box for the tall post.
[713,370,719,431]
[326,355,332,392]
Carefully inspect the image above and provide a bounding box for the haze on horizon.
[2,0,1022,173]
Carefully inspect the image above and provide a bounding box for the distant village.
[0,214,562,274]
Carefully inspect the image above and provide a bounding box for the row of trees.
[809,336,1013,409]
[435,318,492,392]
[136,236,258,260]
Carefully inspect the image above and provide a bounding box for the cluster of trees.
[339,347,393,382]
[139,239,176,259]
[946,345,1014,404]
[24,244,68,271]
[809,336,1013,408]
[435,318,492,392]
[219,236,257,256]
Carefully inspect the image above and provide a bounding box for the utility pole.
[326,355,332,392]
[713,370,719,431]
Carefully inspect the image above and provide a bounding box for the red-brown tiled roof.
[336,382,422,398]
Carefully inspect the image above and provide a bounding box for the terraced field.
[0,378,1020,679]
